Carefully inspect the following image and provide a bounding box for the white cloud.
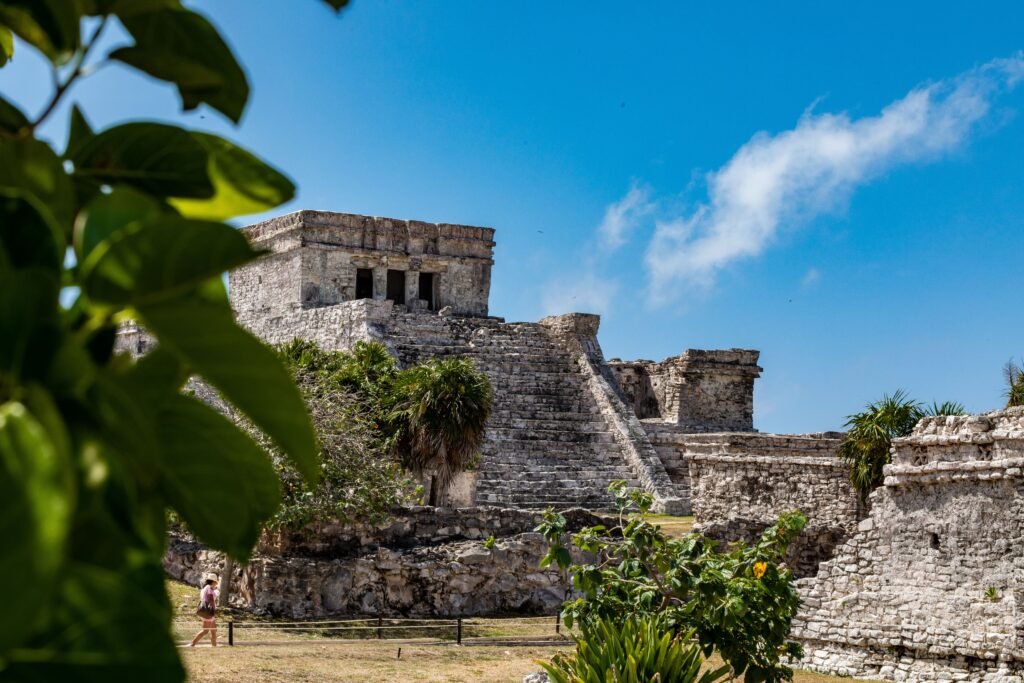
[541,270,618,317]
[644,54,1024,303]
[801,267,821,289]
[597,181,653,251]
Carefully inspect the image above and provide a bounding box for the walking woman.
[190,577,219,647]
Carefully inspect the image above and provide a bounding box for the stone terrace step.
[386,312,642,510]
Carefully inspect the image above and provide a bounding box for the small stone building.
[231,210,495,320]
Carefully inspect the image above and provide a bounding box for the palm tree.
[1005,359,1024,408]
[389,357,493,506]
[838,390,964,503]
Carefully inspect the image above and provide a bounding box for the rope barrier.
[174,613,571,648]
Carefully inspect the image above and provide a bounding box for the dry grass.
[171,525,866,683]
[647,513,696,536]
[181,641,867,683]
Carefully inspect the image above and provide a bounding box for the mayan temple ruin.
[217,209,811,514]
[141,209,1024,681]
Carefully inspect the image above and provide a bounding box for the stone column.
[372,266,387,301]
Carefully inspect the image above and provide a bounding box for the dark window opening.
[386,269,405,304]
[418,272,435,310]
[355,268,373,300]
[930,532,940,549]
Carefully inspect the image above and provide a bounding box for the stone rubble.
[164,506,597,618]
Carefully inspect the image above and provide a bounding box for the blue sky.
[4,2,1024,433]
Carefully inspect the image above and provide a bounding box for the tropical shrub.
[389,356,493,505]
[541,615,729,683]
[0,2,346,679]
[1006,359,1024,408]
[838,390,964,502]
[268,341,417,529]
[537,482,808,682]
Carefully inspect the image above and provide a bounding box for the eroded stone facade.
[609,350,762,431]
[164,507,597,617]
[793,407,1024,681]
[231,210,495,320]
[684,432,860,577]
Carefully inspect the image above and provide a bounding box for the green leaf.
[80,216,261,305]
[138,295,319,484]
[0,402,74,652]
[0,26,13,67]
[170,133,295,221]
[0,137,75,229]
[111,6,249,123]
[0,94,28,134]
[157,394,281,560]
[73,186,165,263]
[71,122,213,199]
[0,190,65,272]
[3,558,184,682]
[65,104,95,159]
[0,268,61,380]
[0,1,84,64]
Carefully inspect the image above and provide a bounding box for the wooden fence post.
[228,621,234,646]
[377,616,383,640]
[456,617,463,645]
[555,613,561,635]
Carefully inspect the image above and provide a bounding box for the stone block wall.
[164,506,598,618]
[794,407,1024,681]
[679,431,858,577]
[230,210,496,320]
[258,506,601,559]
[609,349,761,432]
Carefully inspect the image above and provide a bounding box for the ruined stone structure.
[223,210,797,514]
[214,210,858,517]
[608,350,761,431]
[122,208,853,521]
[165,506,600,618]
[794,407,1024,681]
[684,432,860,577]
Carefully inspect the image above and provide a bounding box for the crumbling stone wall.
[231,210,496,320]
[794,407,1024,682]
[681,432,859,577]
[609,349,761,431]
[164,507,598,618]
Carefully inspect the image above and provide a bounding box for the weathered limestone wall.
[164,507,596,618]
[682,432,859,577]
[235,298,394,349]
[231,210,496,320]
[258,506,600,558]
[609,349,761,432]
[794,407,1024,682]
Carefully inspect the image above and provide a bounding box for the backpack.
[196,599,216,619]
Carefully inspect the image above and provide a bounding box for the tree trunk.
[428,474,437,506]
[219,556,235,609]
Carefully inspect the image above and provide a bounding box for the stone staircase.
[386,314,641,509]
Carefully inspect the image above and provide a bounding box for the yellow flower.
[753,561,768,580]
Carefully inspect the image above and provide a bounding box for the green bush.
[267,341,417,529]
[838,390,964,502]
[537,482,808,682]
[1006,360,1024,408]
[0,3,346,679]
[542,615,728,683]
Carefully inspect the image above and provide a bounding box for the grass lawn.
[180,641,866,682]
[171,579,864,682]
[646,513,696,536]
